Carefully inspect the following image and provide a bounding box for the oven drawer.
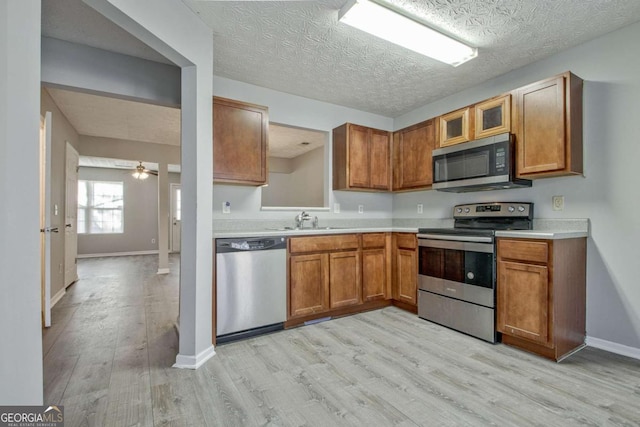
[418,290,496,343]
[419,275,494,308]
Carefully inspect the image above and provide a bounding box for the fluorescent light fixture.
[338,0,477,66]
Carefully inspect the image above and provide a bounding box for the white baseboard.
[78,250,159,259]
[50,288,66,308]
[586,336,640,360]
[173,345,216,370]
[157,268,170,275]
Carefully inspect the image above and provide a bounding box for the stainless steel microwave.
[432,133,532,193]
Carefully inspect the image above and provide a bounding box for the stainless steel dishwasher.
[215,236,287,343]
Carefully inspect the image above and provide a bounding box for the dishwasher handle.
[216,236,287,253]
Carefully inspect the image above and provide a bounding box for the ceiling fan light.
[133,162,150,180]
[338,0,477,67]
[132,171,149,180]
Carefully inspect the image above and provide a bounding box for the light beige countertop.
[496,219,589,240]
[495,230,588,239]
[213,227,418,239]
[212,218,589,240]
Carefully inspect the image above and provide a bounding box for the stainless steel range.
[417,202,533,343]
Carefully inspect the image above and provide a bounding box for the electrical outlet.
[358,205,364,214]
[151,238,156,244]
[552,195,564,211]
[222,201,231,214]
[334,203,340,213]
[54,204,59,216]
[417,203,423,214]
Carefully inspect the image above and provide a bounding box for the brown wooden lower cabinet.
[392,233,418,310]
[329,251,361,308]
[289,253,330,317]
[362,233,392,302]
[497,237,586,361]
[287,232,404,326]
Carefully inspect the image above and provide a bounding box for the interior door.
[65,142,79,287]
[40,113,53,327]
[171,184,181,253]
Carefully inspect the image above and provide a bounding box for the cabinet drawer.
[395,233,417,250]
[498,239,549,264]
[362,233,386,249]
[290,234,360,254]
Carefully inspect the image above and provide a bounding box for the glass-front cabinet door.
[474,94,511,139]
[439,107,471,147]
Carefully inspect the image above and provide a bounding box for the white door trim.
[65,142,79,287]
[40,113,53,327]
[170,183,181,253]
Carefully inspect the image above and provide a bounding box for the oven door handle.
[418,238,494,253]
[417,234,493,244]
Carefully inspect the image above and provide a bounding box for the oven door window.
[419,246,493,288]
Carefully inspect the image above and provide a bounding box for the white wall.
[212,76,395,220]
[394,21,640,352]
[262,147,325,207]
[0,0,44,404]
[80,135,180,164]
[42,37,181,107]
[290,147,325,207]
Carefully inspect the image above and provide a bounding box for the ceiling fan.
[132,161,158,180]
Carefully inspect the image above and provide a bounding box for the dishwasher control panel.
[216,237,287,253]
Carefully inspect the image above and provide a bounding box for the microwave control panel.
[495,147,507,172]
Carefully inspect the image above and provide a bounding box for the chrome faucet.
[295,211,312,229]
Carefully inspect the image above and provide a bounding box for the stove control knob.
[464,207,471,213]
[518,205,526,212]
[456,208,463,214]
[467,271,475,280]
[508,205,515,213]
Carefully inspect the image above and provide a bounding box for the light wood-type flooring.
[43,255,640,426]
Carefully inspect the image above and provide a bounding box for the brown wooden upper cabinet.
[333,123,391,191]
[213,96,269,185]
[392,119,436,191]
[475,94,511,139]
[439,107,472,147]
[513,72,583,178]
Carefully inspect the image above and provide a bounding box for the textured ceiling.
[269,124,327,159]
[46,88,181,146]
[41,0,640,134]
[46,87,321,158]
[183,0,640,117]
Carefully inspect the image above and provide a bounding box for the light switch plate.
[358,205,364,214]
[334,203,340,213]
[417,203,423,214]
[552,195,564,211]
